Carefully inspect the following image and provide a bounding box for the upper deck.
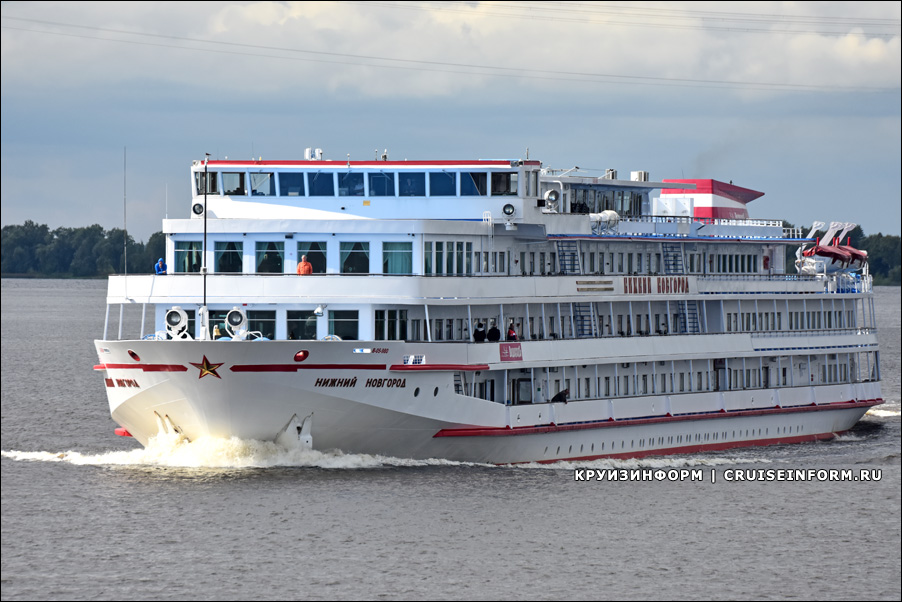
[186,153,797,241]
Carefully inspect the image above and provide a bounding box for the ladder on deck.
[556,240,581,275]
[572,302,594,338]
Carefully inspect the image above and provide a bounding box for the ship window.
[195,172,218,195]
[250,173,275,196]
[208,310,229,339]
[368,172,395,196]
[430,172,457,196]
[297,241,326,273]
[399,172,426,196]
[255,241,285,273]
[338,173,364,196]
[307,172,335,196]
[460,172,487,196]
[340,242,370,274]
[328,310,358,340]
[279,173,306,196]
[287,310,318,340]
[383,242,413,274]
[375,309,408,341]
[214,241,243,273]
[248,310,276,340]
[174,241,203,273]
[424,241,433,274]
[222,172,246,196]
[491,172,517,195]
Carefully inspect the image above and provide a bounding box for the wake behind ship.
[95,150,883,463]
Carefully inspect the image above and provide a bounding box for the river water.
[1,279,899,600]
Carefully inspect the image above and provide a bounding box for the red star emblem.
[190,356,224,379]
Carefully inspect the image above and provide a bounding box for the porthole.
[127,349,140,361]
[414,387,420,397]
[434,387,439,397]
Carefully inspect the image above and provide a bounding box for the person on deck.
[297,255,313,275]
[473,323,486,342]
[487,324,501,342]
[507,323,518,341]
[155,258,167,275]
[551,389,569,403]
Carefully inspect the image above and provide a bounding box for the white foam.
[1,431,486,470]
[867,409,901,418]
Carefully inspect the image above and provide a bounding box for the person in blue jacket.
[155,258,167,275]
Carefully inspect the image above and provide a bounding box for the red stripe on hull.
[533,432,839,464]
[389,364,490,372]
[94,363,188,372]
[434,399,881,438]
[229,363,386,372]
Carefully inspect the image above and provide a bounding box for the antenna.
[123,147,128,300]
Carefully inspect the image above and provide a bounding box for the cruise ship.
[94,150,883,463]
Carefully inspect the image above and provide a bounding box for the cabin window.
[491,172,517,195]
[399,173,426,196]
[307,172,335,196]
[297,241,326,273]
[340,242,370,273]
[461,172,487,196]
[208,310,229,339]
[338,173,364,196]
[174,241,203,273]
[250,173,275,196]
[368,172,395,196]
[248,310,276,340]
[429,172,457,196]
[383,242,413,274]
[435,242,444,275]
[255,241,284,273]
[424,242,433,274]
[287,310,317,340]
[375,309,408,341]
[328,310,358,340]
[214,241,243,273]
[222,173,246,196]
[279,173,306,196]
[195,172,218,195]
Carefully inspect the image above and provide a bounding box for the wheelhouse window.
[338,173,364,196]
[297,241,327,273]
[255,241,284,273]
[250,173,275,196]
[307,172,335,196]
[340,242,369,273]
[287,310,318,340]
[279,172,305,196]
[399,173,426,196]
[222,173,246,196]
[383,242,413,274]
[461,172,487,196]
[368,172,395,196]
[247,310,276,340]
[195,172,218,195]
[429,172,457,196]
[214,241,243,273]
[174,241,202,273]
[491,172,517,195]
[329,310,359,340]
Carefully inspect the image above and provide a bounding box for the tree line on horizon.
[1,220,899,285]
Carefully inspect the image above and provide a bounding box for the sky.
[2,1,900,242]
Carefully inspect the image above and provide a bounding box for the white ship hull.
[96,339,881,463]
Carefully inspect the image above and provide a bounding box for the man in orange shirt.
[297,255,313,275]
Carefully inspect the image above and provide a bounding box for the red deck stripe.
[229,363,386,372]
[389,364,490,371]
[531,432,839,463]
[434,399,881,438]
[94,363,188,372]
